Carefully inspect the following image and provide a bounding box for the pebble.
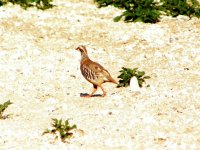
[130,76,140,92]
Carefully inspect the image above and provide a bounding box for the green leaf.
[117,74,124,79]
[65,120,69,127]
[138,80,143,87]
[132,68,138,74]
[143,76,151,79]
[0,100,12,119]
[114,15,123,22]
[58,119,62,128]
[117,83,125,87]
[127,68,134,75]
[72,124,77,129]
[42,129,51,135]
[137,71,145,77]
[125,82,129,87]
[134,17,144,22]
[60,129,65,137]
[52,118,58,125]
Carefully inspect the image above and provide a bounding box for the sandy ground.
[0,0,200,149]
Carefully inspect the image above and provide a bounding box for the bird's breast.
[81,65,96,81]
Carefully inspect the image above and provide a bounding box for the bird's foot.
[102,93,106,97]
[80,93,90,97]
[80,93,91,98]
[80,93,105,98]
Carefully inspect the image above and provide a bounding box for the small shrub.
[43,118,77,142]
[161,0,200,17]
[94,0,200,23]
[0,100,12,119]
[117,67,150,88]
[95,0,130,8]
[0,0,53,10]
[95,0,113,7]
[114,0,161,23]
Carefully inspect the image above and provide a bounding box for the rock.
[130,76,140,92]
[176,15,190,21]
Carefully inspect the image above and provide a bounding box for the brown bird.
[76,45,118,97]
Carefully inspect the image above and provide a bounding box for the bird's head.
[75,45,88,55]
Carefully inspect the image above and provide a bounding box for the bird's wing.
[89,61,109,75]
[89,61,117,83]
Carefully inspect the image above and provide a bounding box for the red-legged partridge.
[76,45,117,97]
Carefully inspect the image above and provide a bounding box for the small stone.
[176,15,190,21]
[47,98,56,103]
[130,76,140,92]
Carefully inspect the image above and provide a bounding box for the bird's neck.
[81,53,89,63]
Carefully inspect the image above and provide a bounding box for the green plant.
[94,0,200,23]
[161,0,200,17]
[95,0,161,23]
[43,118,77,142]
[95,0,113,7]
[0,0,53,10]
[0,100,12,119]
[95,0,131,8]
[0,0,4,6]
[114,0,161,23]
[117,67,150,88]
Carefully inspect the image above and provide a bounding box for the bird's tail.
[109,77,118,84]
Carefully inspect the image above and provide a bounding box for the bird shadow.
[80,93,103,98]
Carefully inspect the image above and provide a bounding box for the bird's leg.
[99,85,106,97]
[88,85,98,97]
[81,85,98,98]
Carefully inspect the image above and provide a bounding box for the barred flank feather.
[82,65,96,80]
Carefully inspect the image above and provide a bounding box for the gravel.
[0,0,200,149]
